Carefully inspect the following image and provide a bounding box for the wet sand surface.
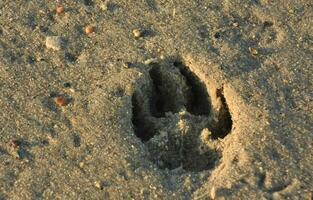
[0,0,312,199]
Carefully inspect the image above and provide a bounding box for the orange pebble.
[54,96,68,107]
[85,25,94,35]
[56,6,65,14]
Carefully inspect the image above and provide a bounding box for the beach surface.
[0,0,312,199]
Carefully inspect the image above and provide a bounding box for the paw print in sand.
[132,60,232,171]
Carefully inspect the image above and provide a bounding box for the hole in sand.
[210,88,233,139]
[131,92,157,141]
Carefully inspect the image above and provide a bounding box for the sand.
[0,0,312,199]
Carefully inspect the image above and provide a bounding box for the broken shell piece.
[46,36,64,51]
[144,58,158,65]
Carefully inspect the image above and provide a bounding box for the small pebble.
[123,62,131,68]
[85,25,94,35]
[56,6,65,14]
[79,161,85,168]
[46,36,63,51]
[132,29,142,38]
[94,181,103,190]
[249,47,259,56]
[232,22,239,27]
[54,96,68,107]
[68,88,75,93]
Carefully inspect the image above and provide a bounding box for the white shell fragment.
[45,36,64,51]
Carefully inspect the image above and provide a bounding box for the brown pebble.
[54,96,68,107]
[56,6,65,14]
[85,25,94,35]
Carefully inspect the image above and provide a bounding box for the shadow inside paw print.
[132,60,232,171]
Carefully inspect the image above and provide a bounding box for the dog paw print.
[132,60,232,171]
